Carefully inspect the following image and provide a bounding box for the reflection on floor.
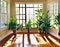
[3,34,60,47]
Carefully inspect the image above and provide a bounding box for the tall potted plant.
[35,9,51,34]
[54,13,60,35]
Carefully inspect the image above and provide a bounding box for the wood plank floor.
[3,34,60,47]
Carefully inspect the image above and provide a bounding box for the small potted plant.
[5,16,18,36]
[25,20,31,44]
[25,20,32,33]
[54,13,60,35]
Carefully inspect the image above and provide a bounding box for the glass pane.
[16,4,19,7]
[34,4,38,7]
[30,4,33,7]
[26,8,30,14]
[26,4,30,7]
[22,4,25,7]
[16,8,19,14]
[34,8,38,11]
[23,8,25,14]
[20,4,23,7]
[23,15,25,19]
[1,7,7,13]
[20,15,22,19]
[5,14,7,23]
[23,20,25,26]
[17,20,19,24]
[4,2,6,7]
[1,14,5,25]
[30,14,34,19]
[16,15,19,19]
[27,14,30,22]
[39,4,43,8]
[30,8,33,14]
[20,8,22,14]
[20,20,22,24]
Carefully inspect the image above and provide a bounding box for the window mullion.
[25,4,26,23]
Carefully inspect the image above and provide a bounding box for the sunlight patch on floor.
[24,34,28,44]
[30,34,38,44]
[48,36,60,46]
[3,35,14,47]
[35,34,47,44]
[43,36,49,43]
[15,34,23,43]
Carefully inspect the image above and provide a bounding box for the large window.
[0,0,8,28]
[16,3,43,27]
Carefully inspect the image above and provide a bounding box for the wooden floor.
[3,34,60,47]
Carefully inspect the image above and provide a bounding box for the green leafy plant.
[17,24,23,31]
[25,20,32,33]
[5,16,19,36]
[54,13,60,25]
[25,20,32,29]
[54,13,60,35]
[35,9,51,33]
[5,16,17,30]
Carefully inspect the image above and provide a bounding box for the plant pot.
[13,30,16,37]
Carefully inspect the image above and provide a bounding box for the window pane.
[16,15,19,19]
[17,20,19,24]
[20,8,22,14]
[23,20,25,26]
[4,2,6,7]
[16,4,19,7]
[34,4,38,7]
[27,14,30,22]
[20,4,23,7]
[5,14,7,23]
[30,8,33,14]
[23,15,25,19]
[30,14,34,19]
[30,4,33,7]
[26,4,30,7]
[23,8,25,14]
[16,8,19,14]
[26,8,30,14]
[20,20,22,24]
[39,4,43,8]
[20,15,22,19]
[22,4,25,7]
[34,8,38,11]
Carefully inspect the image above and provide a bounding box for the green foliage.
[32,22,36,27]
[25,20,32,29]
[54,13,60,25]
[17,24,23,31]
[35,9,51,33]
[5,16,18,30]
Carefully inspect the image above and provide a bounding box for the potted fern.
[54,13,60,35]
[5,16,18,36]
